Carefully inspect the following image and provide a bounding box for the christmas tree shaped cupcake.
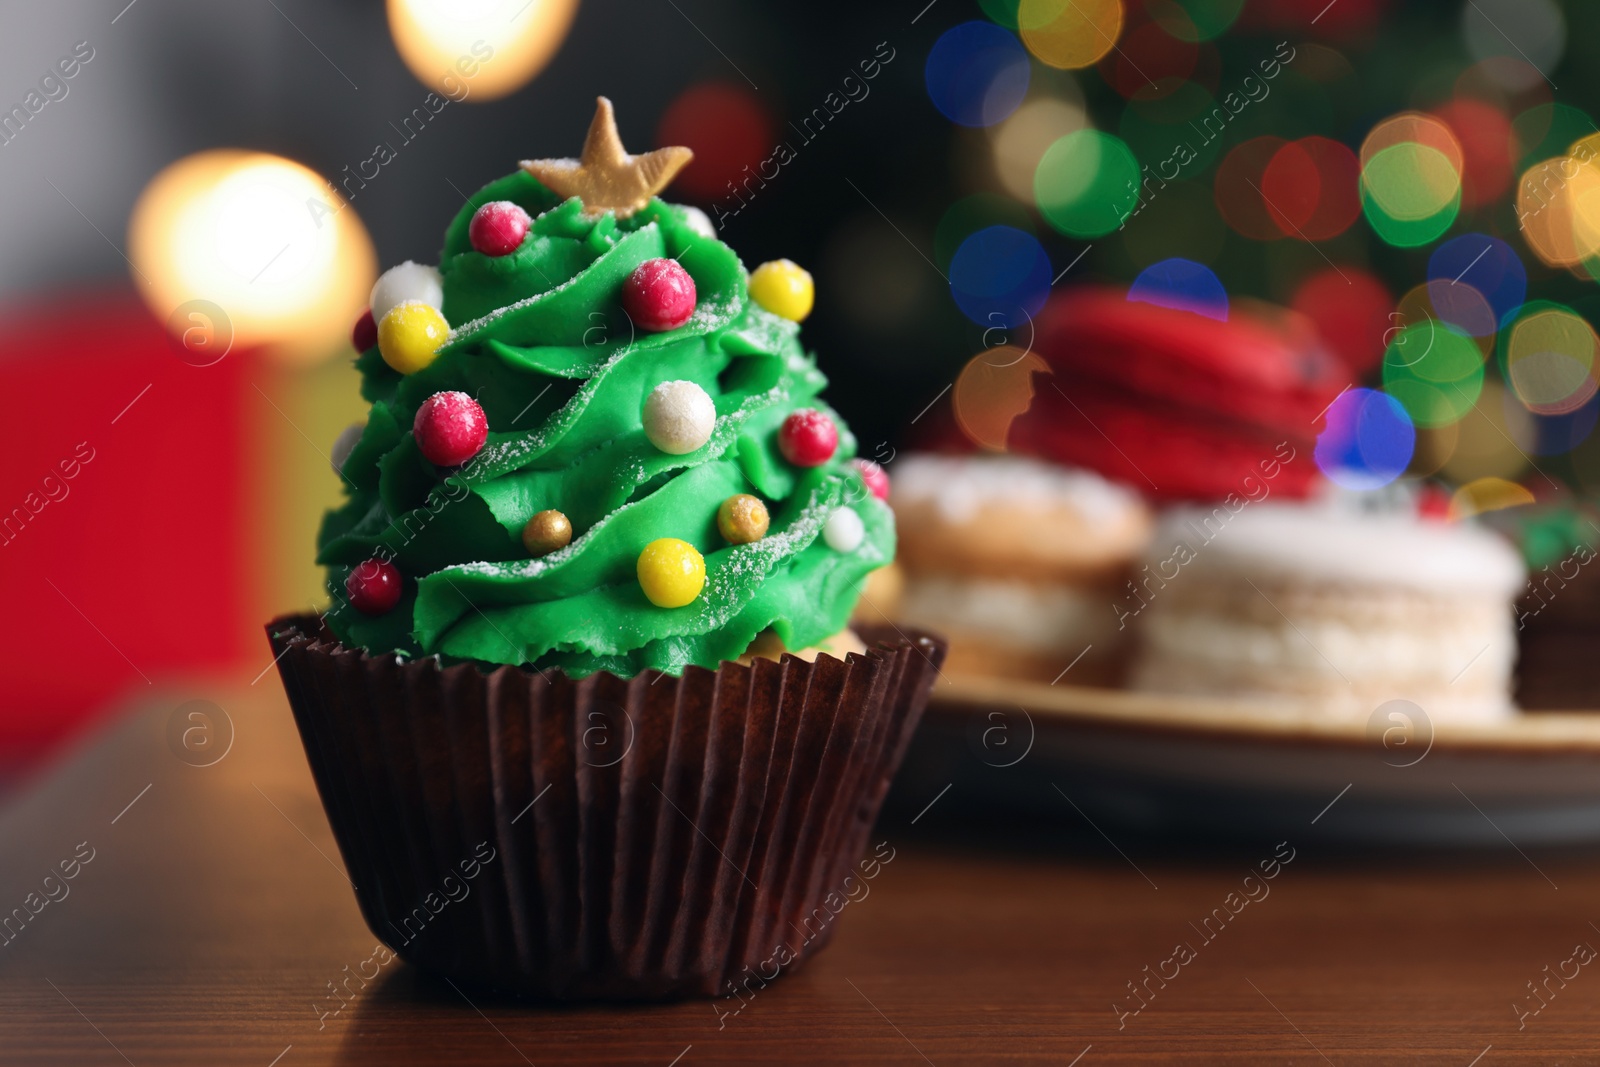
[270,98,943,1001]
[319,96,889,676]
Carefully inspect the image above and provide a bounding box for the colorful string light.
[1127,258,1227,320]
[1314,388,1416,491]
[1034,129,1140,237]
[948,225,1053,328]
[925,21,1031,127]
[929,0,1600,497]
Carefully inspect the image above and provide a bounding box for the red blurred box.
[0,290,256,765]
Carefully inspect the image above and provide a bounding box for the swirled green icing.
[316,169,893,677]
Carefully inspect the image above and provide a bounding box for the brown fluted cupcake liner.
[266,614,944,1001]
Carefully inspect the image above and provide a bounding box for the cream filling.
[1134,612,1516,689]
[897,575,1121,651]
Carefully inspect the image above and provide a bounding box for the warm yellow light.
[954,347,1050,451]
[1019,0,1123,70]
[1439,380,1531,484]
[1517,153,1600,267]
[387,0,578,102]
[991,96,1088,202]
[1505,306,1597,415]
[1448,476,1536,521]
[128,150,376,362]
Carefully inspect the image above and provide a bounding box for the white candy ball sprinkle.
[643,380,716,455]
[675,204,717,239]
[330,421,365,476]
[824,506,865,553]
[370,261,443,320]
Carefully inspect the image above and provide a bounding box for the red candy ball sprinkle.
[622,258,697,332]
[854,458,890,500]
[1417,484,1452,523]
[414,391,488,467]
[352,308,377,352]
[468,200,531,257]
[779,409,838,467]
[346,558,401,616]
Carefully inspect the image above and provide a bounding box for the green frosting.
[317,170,893,677]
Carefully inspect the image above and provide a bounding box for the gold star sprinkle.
[521,96,694,220]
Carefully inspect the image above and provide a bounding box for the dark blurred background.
[8,0,1600,447]
[0,0,969,449]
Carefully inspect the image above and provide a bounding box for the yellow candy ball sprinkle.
[748,259,814,322]
[717,493,769,544]
[378,300,449,374]
[637,538,706,608]
[521,509,572,557]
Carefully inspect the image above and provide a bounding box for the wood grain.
[1,684,1598,1065]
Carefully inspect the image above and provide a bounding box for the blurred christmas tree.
[912,0,1600,501]
[647,0,1600,504]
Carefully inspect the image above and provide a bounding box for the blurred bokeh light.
[1450,475,1538,520]
[1292,268,1392,373]
[949,225,1053,328]
[1214,136,1289,241]
[1439,380,1532,483]
[925,21,1031,127]
[1127,257,1228,320]
[953,345,1051,450]
[1152,0,1243,41]
[1034,128,1139,236]
[656,83,775,203]
[1261,137,1361,241]
[1381,319,1486,428]
[990,94,1087,200]
[1018,0,1124,70]
[1461,0,1565,92]
[1501,302,1599,415]
[1314,387,1415,490]
[1428,235,1526,333]
[128,150,376,361]
[386,0,578,101]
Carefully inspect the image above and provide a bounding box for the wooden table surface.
[2,683,1599,1066]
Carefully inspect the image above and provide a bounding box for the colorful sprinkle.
[623,258,697,331]
[370,261,443,320]
[378,301,450,375]
[346,558,401,616]
[748,259,815,322]
[779,409,838,467]
[717,494,770,544]
[469,201,532,257]
[414,391,488,467]
[643,380,716,455]
[351,308,377,352]
[521,509,573,557]
[823,507,865,553]
[637,538,706,608]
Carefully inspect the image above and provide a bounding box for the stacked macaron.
[890,453,1151,683]
[1008,287,1350,500]
[1127,501,1525,722]
[894,284,1534,722]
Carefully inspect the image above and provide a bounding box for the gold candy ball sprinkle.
[717,493,770,544]
[521,509,573,557]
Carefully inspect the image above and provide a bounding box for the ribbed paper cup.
[266,614,944,1001]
